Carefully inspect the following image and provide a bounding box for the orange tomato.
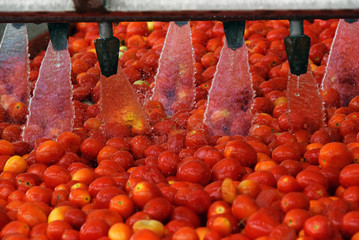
[17,202,47,227]
[109,194,135,219]
[3,156,27,173]
[108,222,132,240]
[318,142,353,169]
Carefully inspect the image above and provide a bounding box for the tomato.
[17,202,47,227]
[94,186,125,209]
[296,169,328,189]
[172,226,199,240]
[340,210,359,238]
[304,215,334,239]
[339,163,359,188]
[171,206,201,228]
[140,197,172,222]
[232,194,258,220]
[157,151,180,176]
[245,170,277,187]
[186,189,211,215]
[108,222,132,240]
[280,192,309,212]
[244,211,280,239]
[237,179,261,198]
[318,142,353,169]
[224,140,257,167]
[212,158,245,181]
[23,186,52,204]
[176,159,211,186]
[36,140,65,165]
[283,208,311,232]
[0,221,30,238]
[131,228,160,240]
[46,220,72,240]
[277,175,301,193]
[88,176,117,197]
[131,181,162,209]
[207,201,232,219]
[79,218,109,240]
[64,208,87,230]
[7,102,28,124]
[109,194,135,220]
[43,165,71,189]
[207,214,237,237]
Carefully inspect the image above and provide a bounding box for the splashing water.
[322,19,359,106]
[287,69,325,133]
[101,64,150,137]
[0,24,30,110]
[204,40,254,136]
[23,40,74,145]
[151,22,196,116]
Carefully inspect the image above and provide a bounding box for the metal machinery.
[0,0,358,74]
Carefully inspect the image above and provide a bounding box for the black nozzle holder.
[175,21,187,27]
[48,23,69,51]
[94,22,120,77]
[284,20,310,76]
[223,21,245,50]
[345,19,358,24]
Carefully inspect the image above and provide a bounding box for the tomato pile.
[0,20,359,240]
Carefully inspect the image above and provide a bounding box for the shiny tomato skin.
[94,186,125,209]
[36,140,65,165]
[143,197,173,222]
[79,218,109,240]
[46,220,72,240]
[304,215,334,240]
[186,189,211,215]
[224,140,257,167]
[244,170,277,187]
[232,194,259,220]
[176,159,211,186]
[204,181,222,201]
[283,208,311,232]
[318,142,353,169]
[280,192,309,213]
[244,211,280,239]
[171,206,201,228]
[88,176,117,198]
[43,165,71,189]
[157,151,181,176]
[340,210,359,238]
[131,181,162,209]
[296,169,328,189]
[339,163,359,188]
[64,208,87,230]
[212,158,245,181]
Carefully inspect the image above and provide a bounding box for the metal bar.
[0,0,359,23]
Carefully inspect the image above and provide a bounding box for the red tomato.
[244,211,280,239]
[224,140,257,167]
[304,215,334,239]
[176,159,211,186]
[283,208,311,232]
[339,163,359,188]
[131,181,162,209]
[79,218,109,240]
[143,197,173,222]
[212,158,245,181]
[43,165,71,189]
[280,192,309,212]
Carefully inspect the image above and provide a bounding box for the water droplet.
[294,92,300,97]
